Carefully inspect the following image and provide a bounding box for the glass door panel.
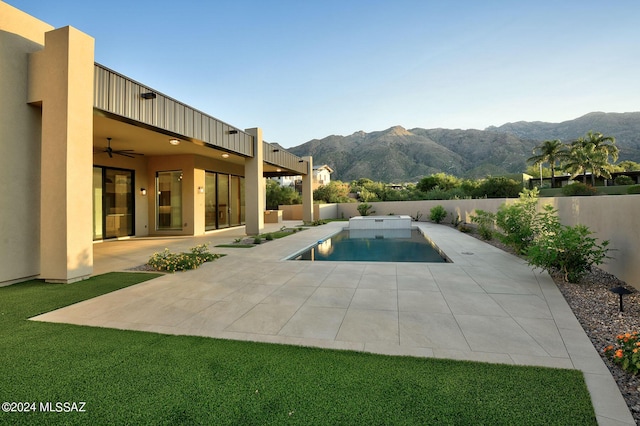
[93,167,103,240]
[230,175,241,227]
[205,172,217,230]
[240,177,246,225]
[156,171,182,230]
[217,174,229,228]
[104,168,133,239]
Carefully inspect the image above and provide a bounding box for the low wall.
[278,203,338,221]
[334,197,640,288]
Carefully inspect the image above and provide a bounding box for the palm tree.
[564,143,591,184]
[569,132,619,185]
[579,131,619,162]
[527,139,569,188]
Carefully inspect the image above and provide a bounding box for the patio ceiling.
[93,113,287,175]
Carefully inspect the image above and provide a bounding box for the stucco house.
[0,1,313,285]
[271,164,334,192]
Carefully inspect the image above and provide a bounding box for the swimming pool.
[289,228,450,262]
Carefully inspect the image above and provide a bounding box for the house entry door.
[93,167,134,240]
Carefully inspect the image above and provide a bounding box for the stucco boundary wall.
[284,196,640,289]
[279,204,338,221]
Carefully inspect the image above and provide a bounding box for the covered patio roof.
[92,63,307,178]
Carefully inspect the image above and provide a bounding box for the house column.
[301,156,314,223]
[244,128,264,235]
[29,26,95,282]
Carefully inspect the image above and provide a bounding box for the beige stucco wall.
[1,3,96,284]
[0,3,53,284]
[31,26,95,282]
[244,128,265,235]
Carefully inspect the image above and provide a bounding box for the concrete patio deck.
[32,221,634,425]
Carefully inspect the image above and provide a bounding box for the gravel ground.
[471,232,640,422]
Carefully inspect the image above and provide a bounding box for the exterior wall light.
[272,149,280,152]
[169,139,180,145]
[198,186,205,194]
[228,130,238,134]
[141,92,156,99]
[140,188,147,196]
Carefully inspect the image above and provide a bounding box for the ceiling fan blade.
[115,152,136,158]
[114,150,144,156]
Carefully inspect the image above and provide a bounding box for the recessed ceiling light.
[169,139,180,145]
[221,153,229,158]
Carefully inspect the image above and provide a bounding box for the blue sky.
[9,0,640,147]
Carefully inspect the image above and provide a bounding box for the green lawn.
[1,273,596,425]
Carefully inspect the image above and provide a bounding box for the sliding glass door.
[93,166,134,240]
[204,172,245,230]
[156,171,182,230]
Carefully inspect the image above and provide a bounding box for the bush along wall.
[483,188,611,282]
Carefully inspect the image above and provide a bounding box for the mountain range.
[286,112,640,182]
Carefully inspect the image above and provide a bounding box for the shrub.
[450,213,462,227]
[147,244,221,272]
[471,209,496,240]
[526,206,610,282]
[495,188,539,254]
[604,332,640,375]
[474,176,522,198]
[457,224,471,233]
[628,185,640,194]
[253,237,262,244]
[265,233,274,241]
[429,205,447,224]
[357,203,375,216]
[562,182,597,196]
[614,175,634,186]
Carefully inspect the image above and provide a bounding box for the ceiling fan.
[98,137,143,158]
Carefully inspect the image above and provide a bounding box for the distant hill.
[286,112,640,182]
[486,112,640,160]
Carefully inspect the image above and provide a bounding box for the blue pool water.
[290,228,449,262]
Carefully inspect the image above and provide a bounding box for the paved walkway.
[33,221,634,425]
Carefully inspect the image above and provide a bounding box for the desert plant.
[471,209,496,240]
[457,224,471,233]
[526,206,610,282]
[494,188,539,254]
[451,213,462,227]
[429,205,447,224]
[357,203,375,216]
[562,182,598,196]
[253,236,262,244]
[614,175,634,186]
[265,233,274,241]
